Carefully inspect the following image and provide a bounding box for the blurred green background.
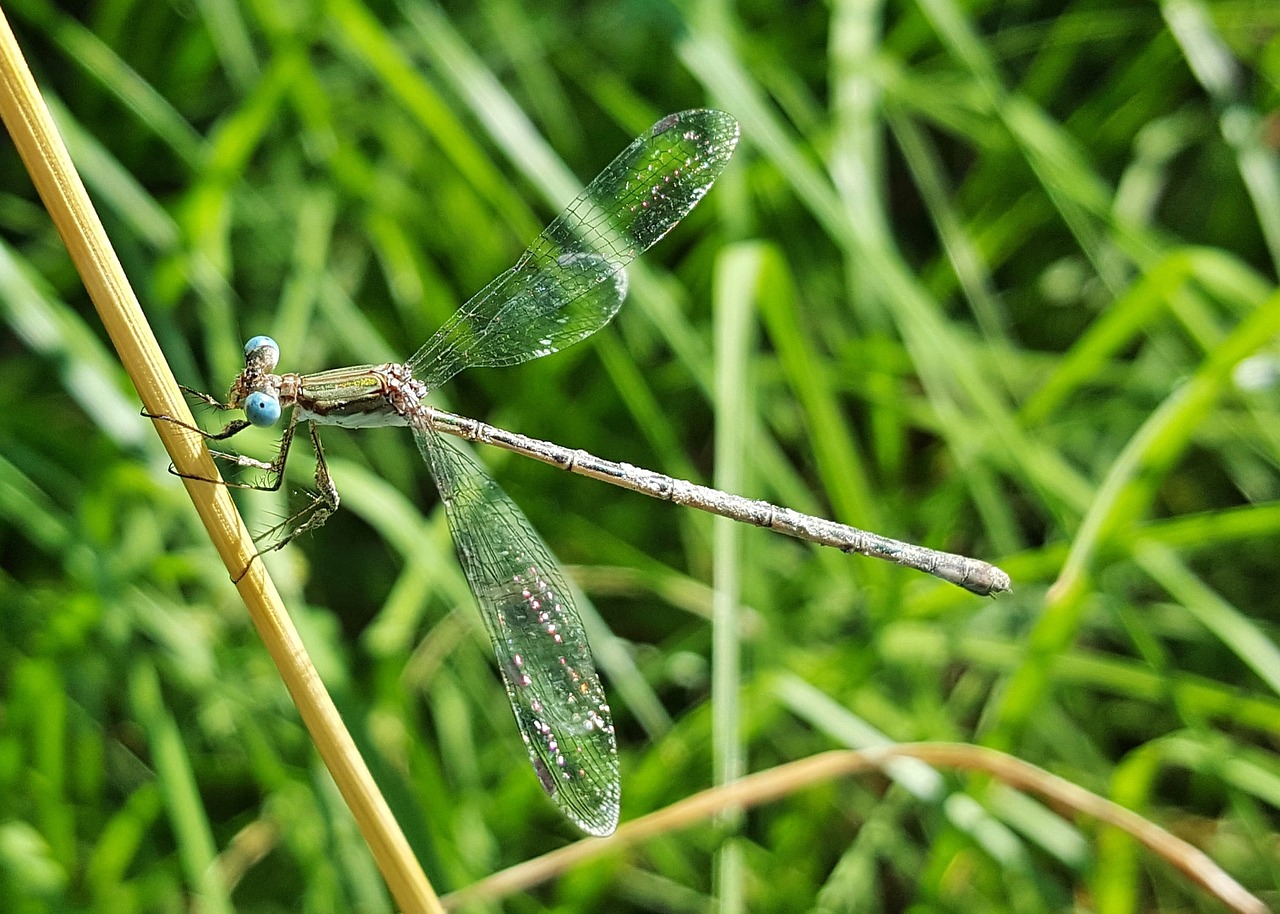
[1,0,1278,911]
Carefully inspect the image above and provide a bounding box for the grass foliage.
[1,0,1278,911]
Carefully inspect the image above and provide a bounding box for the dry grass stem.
[445,743,1266,914]
[0,10,439,912]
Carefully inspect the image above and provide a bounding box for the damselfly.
[157,110,1010,836]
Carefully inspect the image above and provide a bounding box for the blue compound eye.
[243,335,280,371]
[244,335,278,356]
[244,391,281,427]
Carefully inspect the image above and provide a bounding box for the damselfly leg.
[146,396,339,557]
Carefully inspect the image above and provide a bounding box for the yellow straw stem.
[0,8,440,912]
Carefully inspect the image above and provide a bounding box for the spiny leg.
[148,398,324,547]
[142,409,253,444]
[146,406,298,492]
[143,384,253,436]
[148,394,336,547]
[176,383,238,412]
[221,423,339,583]
[144,386,262,487]
[144,392,310,580]
[252,423,340,555]
[183,412,338,552]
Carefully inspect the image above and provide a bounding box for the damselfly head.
[229,336,284,426]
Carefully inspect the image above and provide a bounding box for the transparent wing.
[408,109,740,391]
[415,425,619,836]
